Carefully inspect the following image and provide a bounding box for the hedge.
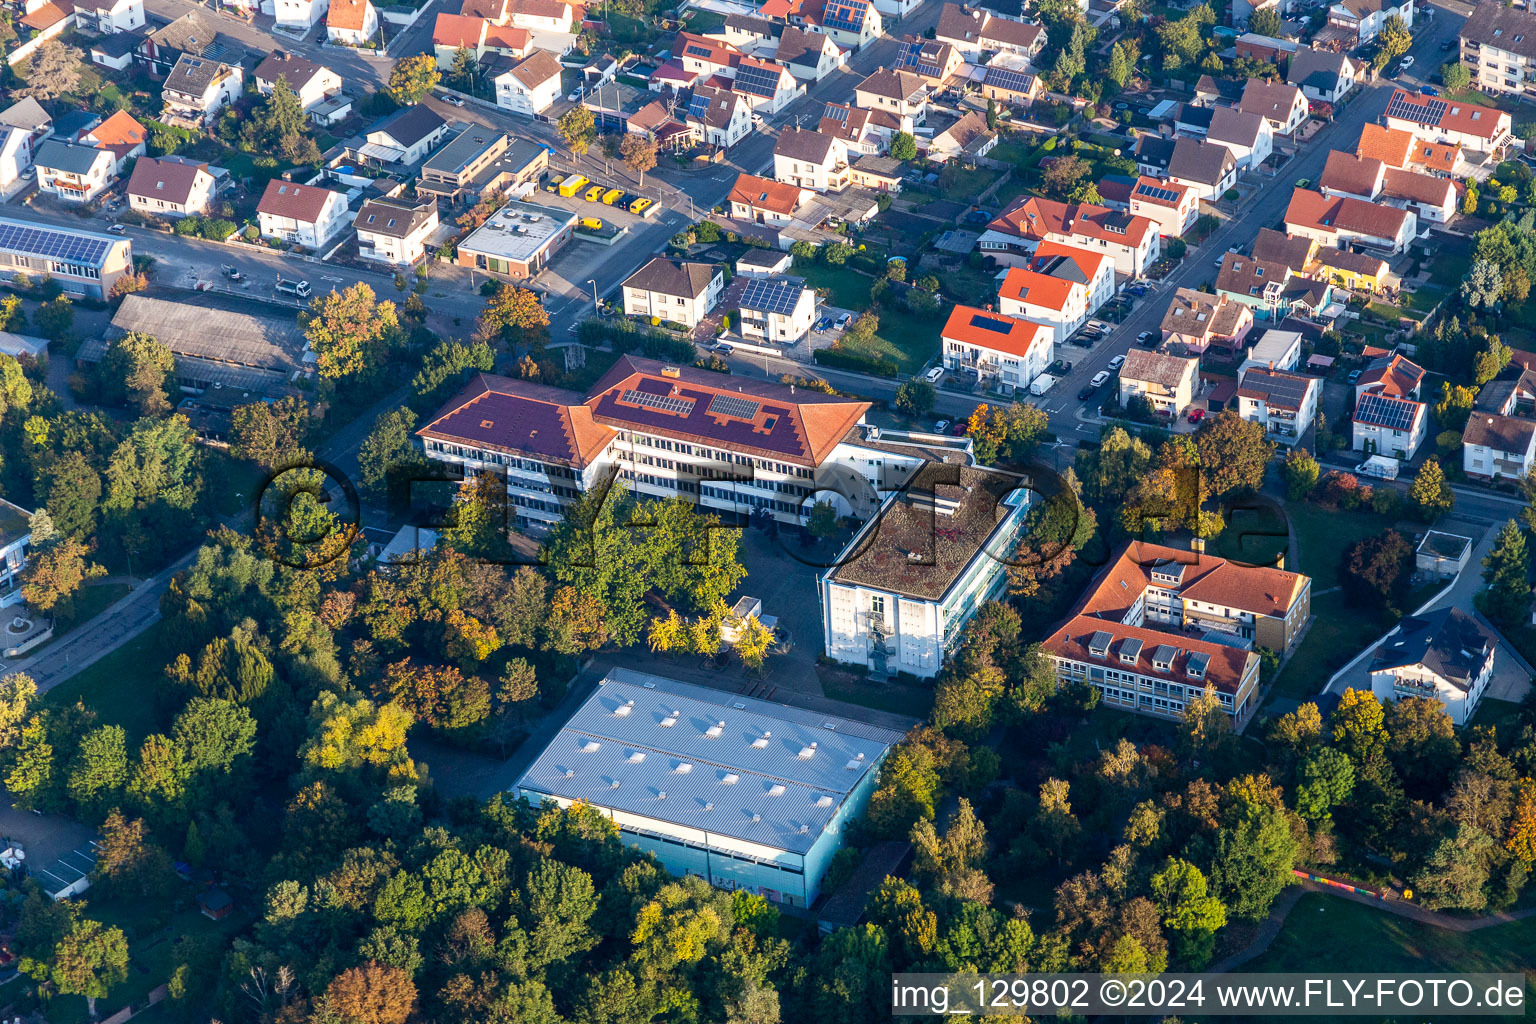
[814,347,897,376]
[578,317,697,363]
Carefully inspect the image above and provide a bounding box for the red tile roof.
[1384,88,1509,141]
[1043,614,1258,695]
[257,179,344,223]
[729,172,802,215]
[433,12,487,47]
[940,304,1051,357]
[988,195,1153,249]
[1077,541,1310,621]
[125,156,209,206]
[82,110,146,161]
[1284,187,1409,243]
[328,0,372,31]
[997,265,1077,312]
[1355,122,1413,167]
[418,374,617,469]
[1358,352,1424,397]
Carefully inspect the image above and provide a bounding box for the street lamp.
[587,278,599,315]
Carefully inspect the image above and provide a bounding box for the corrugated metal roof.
[516,669,905,854]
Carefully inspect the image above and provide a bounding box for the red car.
[1187,409,1205,424]
[950,422,968,436]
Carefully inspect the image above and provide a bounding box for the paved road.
[145,0,394,86]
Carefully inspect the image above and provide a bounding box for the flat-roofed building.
[417,128,511,205]
[0,218,130,299]
[820,463,1031,678]
[515,668,908,905]
[0,497,33,608]
[454,198,576,278]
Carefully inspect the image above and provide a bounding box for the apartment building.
[1382,88,1513,155]
[773,129,848,193]
[1284,187,1417,254]
[1460,1,1536,98]
[940,304,1054,393]
[1235,366,1320,444]
[738,276,817,344]
[978,196,1160,276]
[1369,608,1493,727]
[1118,348,1199,417]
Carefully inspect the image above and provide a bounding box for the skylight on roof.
[581,740,600,753]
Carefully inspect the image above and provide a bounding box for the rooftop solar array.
[739,278,806,316]
[686,92,713,118]
[822,103,849,123]
[1355,391,1419,430]
[708,393,764,420]
[622,388,696,415]
[734,62,782,98]
[822,0,866,32]
[1134,182,1183,204]
[1387,91,1445,125]
[969,311,1015,335]
[983,66,1034,93]
[0,220,113,267]
[1242,370,1311,409]
[684,43,715,58]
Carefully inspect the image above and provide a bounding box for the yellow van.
[556,174,589,198]
[601,188,625,205]
[584,184,606,202]
[544,173,564,193]
[629,196,654,215]
[581,216,603,230]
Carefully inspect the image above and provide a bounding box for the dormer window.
[1151,644,1178,673]
[1087,630,1113,659]
[1119,637,1143,665]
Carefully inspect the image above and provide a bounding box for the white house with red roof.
[731,57,802,113]
[728,173,807,226]
[257,179,350,249]
[1382,88,1513,156]
[275,0,328,29]
[494,49,564,114]
[327,0,378,45]
[126,156,214,218]
[1127,176,1199,238]
[940,304,1053,392]
[996,242,1111,342]
[77,110,146,174]
[1285,187,1416,254]
[978,196,1160,277]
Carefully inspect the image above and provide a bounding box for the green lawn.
[1427,232,1474,291]
[1403,282,1449,314]
[43,618,173,745]
[1469,697,1525,737]
[819,670,934,720]
[797,263,874,310]
[1247,891,1536,978]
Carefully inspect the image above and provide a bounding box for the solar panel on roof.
[969,312,1015,334]
[739,278,805,316]
[822,104,849,123]
[984,67,1034,93]
[684,43,715,58]
[708,393,764,420]
[734,63,781,98]
[1356,392,1418,430]
[686,93,713,117]
[0,221,112,267]
[1387,91,1445,125]
[822,0,865,32]
[621,388,696,415]
[1135,182,1183,204]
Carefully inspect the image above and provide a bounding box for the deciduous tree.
[387,54,440,104]
[21,537,105,616]
[620,132,658,187]
[556,106,597,157]
[302,284,400,381]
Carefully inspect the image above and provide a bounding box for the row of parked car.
[545,173,653,215]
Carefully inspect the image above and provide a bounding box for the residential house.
[1382,88,1512,156]
[1206,106,1273,172]
[731,57,803,113]
[1460,1,1536,99]
[257,179,350,249]
[803,0,882,51]
[977,56,1042,108]
[774,25,844,81]
[1133,135,1176,177]
[74,110,148,173]
[355,196,440,265]
[683,85,753,149]
[1236,366,1320,443]
[1028,238,1115,312]
[821,464,1031,679]
[934,2,1045,62]
[1356,121,1466,178]
[738,276,817,344]
[849,154,903,192]
[126,156,214,218]
[1318,150,1456,223]
[359,105,452,167]
[78,0,144,33]
[1128,176,1199,237]
[431,14,532,67]
[853,69,928,132]
[729,172,807,225]
[1167,136,1238,200]
[1118,347,1199,416]
[1285,187,1416,253]
[1327,0,1413,46]
[978,196,1161,276]
[161,54,243,127]
[1240,328,1304,373]
[721,12,780,48]
[1238,78,1309,135]
[327,0,379,43]
[622,258,725,328]
[819,103,883,155]
[494,49,563,114]
[925,111,996,164]
[1369,608,1492,727]
[941,305,1054,391]
[1174,103,1213,138]
[736,249,793,277]
[0,129,34,200]
[504,0,575,33]
[1357,352,1425,400]
[1193,74,1246,108]
[997,265,1086,344]
[1286,46,1359,104]
[1216,253,1332,320]
[275,0,328,30]
[774,129,848,192]
[253,52,343,112]
[1353,390,1427,458]
[0,98,51,144]
[1160,287,1255,353]
[33,141,114,203]
[1317,246,1390,291]
[516,668,906,906]
[674,30,742,80]
[1463,412,1536,480]
[895,37,964,86]
[135,11,246,76]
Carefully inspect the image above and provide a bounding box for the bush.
[1223,188,1239,201]
[814,347,897,376]
[1166,238,1187,260]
